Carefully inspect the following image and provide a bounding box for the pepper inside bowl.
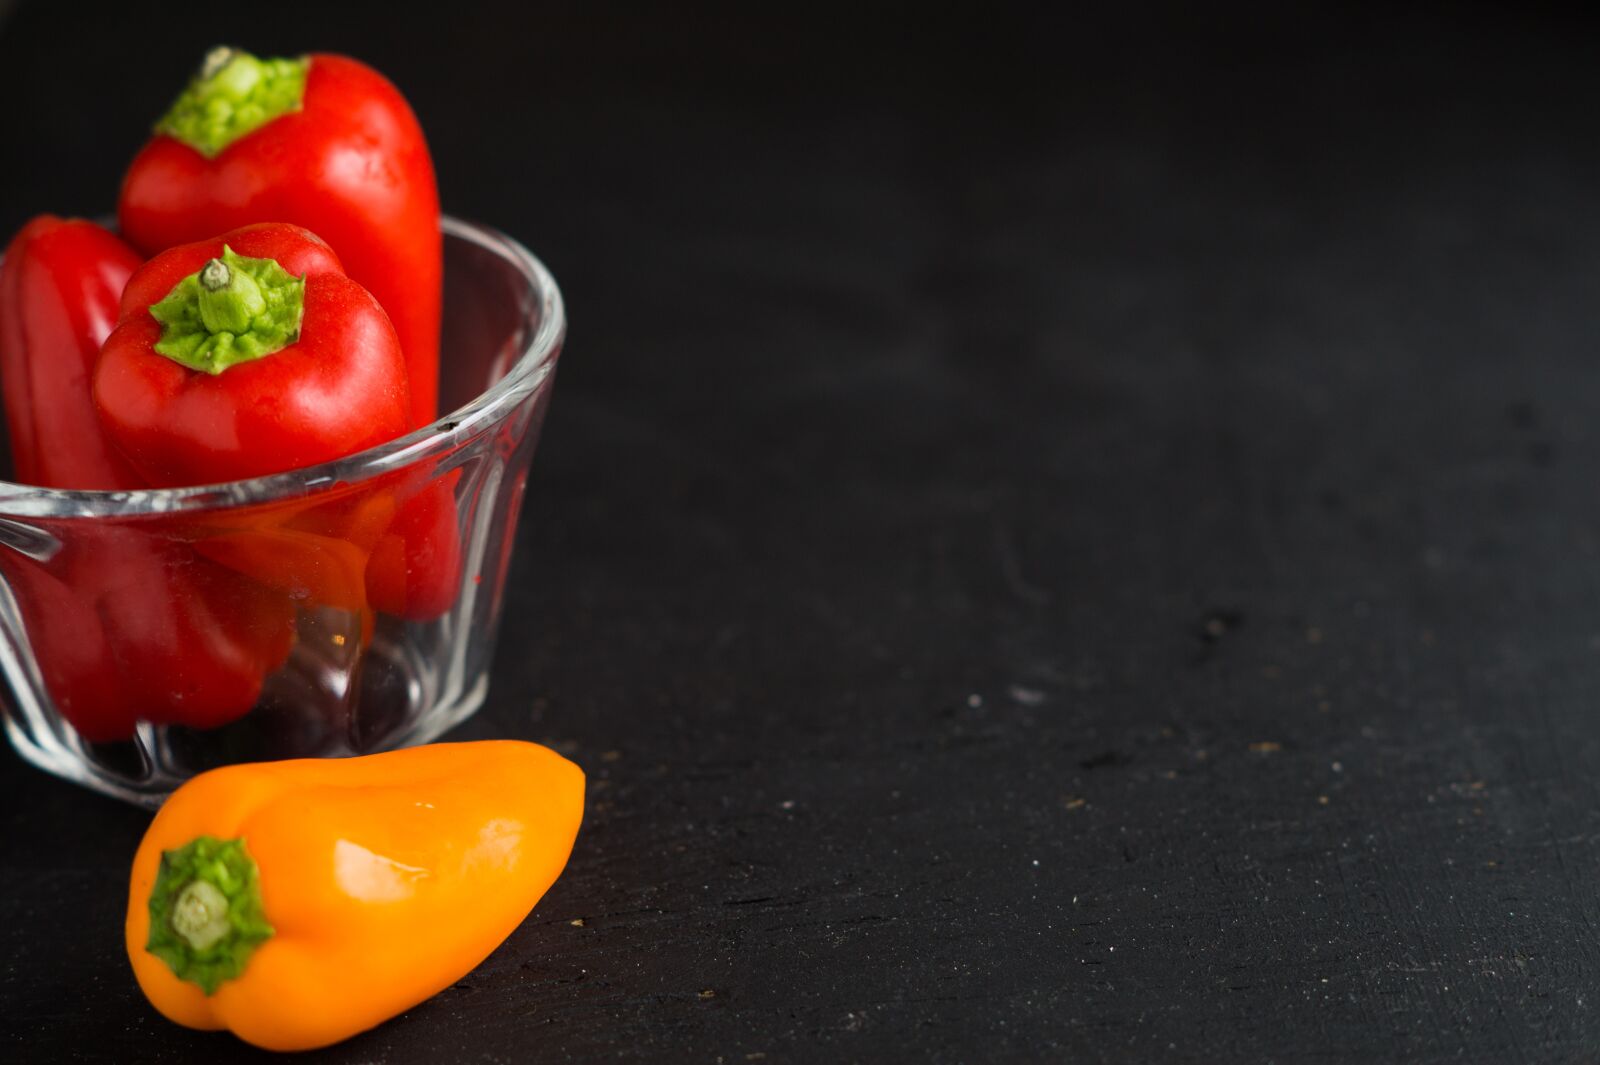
[0,217,564,805]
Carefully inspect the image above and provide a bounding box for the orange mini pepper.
[125,741,584,1051]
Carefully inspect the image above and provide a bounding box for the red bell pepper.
[198,510,378,616]
[0,550,130,742]
[199,467,463,623]
[0,216,298,739]
[93,222,411,486]
[2,516,299,740]
[80,531,296,731]
[365,472,464,619]
[118,48,441,428]
[0,217,144,489]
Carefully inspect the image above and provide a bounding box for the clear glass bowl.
[0,217,564,806]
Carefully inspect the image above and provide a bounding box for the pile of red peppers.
[0,48,461,742]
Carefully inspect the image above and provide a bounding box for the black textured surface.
[6,2,1600,1061]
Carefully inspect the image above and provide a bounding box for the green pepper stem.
[196,258,267,335]
[198,46,237,81]
[200,259,231,292]
[171,880,232,951]
[148,246,305,375]
[155,48,309,157]
[146,836,274,995]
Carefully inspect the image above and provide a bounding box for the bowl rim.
[0,215,564,518]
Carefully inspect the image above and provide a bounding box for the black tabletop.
[5,2,1600,1061]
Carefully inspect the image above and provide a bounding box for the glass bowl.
[0,216,564,806]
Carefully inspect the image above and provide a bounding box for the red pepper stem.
[196,257,265,335]
[148,247,304,374]
[198,46,237,81]
[155,48,309,158]
[200,258,231,292]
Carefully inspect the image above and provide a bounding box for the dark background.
[5,1,1600,1060]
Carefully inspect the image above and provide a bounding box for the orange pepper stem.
[145,836,274,995]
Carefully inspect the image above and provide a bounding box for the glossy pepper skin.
[0,216,144,489]
[126,741,585,1051]
[119,49,442,428]
[94,222,410,486]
